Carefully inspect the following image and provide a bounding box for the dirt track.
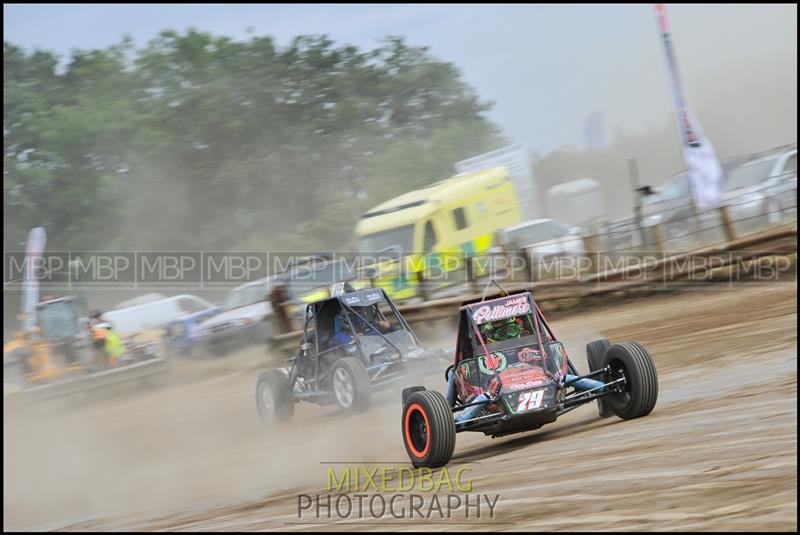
[4,284,797,531]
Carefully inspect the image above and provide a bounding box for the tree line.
[4,31,505,252]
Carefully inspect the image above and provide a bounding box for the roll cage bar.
[289,289,420,391]
[456,290,576,395]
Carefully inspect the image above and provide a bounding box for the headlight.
[643,214,662,226]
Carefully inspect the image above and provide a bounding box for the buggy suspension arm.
[451,396,497,413]
[563,367,608,387]
[561,376,626,409]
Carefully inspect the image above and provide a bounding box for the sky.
[3,3,797,155]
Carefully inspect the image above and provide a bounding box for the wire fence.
[602,177,796,255]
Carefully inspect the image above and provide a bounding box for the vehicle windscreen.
[349,301,416,357]
[223,285,268,311]
[38,301,80,341]
[344,301,401,334]
[359,330,417,359]
[357,225,415,254]
[506,222,565,246]
[725,158,779,190]
[645,174,689,205]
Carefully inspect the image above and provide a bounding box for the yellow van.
[353,167,523,300]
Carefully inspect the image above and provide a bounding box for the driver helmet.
[483,317,522,342]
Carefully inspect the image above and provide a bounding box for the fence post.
[527,250,537,284]
[628,158,647,247]
[415,270,430,301]
[719,205,737,243]
[653,224,667,254]
[465,254,479,293]
[494,230,514,282]
[582,234,599,273]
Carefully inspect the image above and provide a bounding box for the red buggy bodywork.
[400,286,659,468]
[450,290,574,435]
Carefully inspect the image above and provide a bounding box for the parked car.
[640,153,756,235]
[722,145,797,233]
[273,255,362,318]
[494,218,584,276]
[104,294,219,357]
[196,256,364,357]
[195,278,275,357]
[164,306,221,356]
[105,294,218,335]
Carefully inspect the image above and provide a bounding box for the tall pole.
[628,158,645,247]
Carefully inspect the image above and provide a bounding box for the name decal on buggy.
[472,296,531,324]
[517,347,541,362]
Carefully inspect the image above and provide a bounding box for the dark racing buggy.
[400,286,658,467]
[256,285,443,426]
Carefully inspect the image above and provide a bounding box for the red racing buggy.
[400,287,658,467]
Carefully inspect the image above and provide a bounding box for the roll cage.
[454,290,576,393]
[288,288,421,390]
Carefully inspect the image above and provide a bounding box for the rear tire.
[401,390,456,468]
[602,342,658,420]
[586,338,612,418]
[402,386,426,404]
[256,369,295,426]
[331,357,372,412]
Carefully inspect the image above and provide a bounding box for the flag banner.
[22,226,47,331]
[656,3,723,208]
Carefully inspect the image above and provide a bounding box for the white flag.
[22,227,46,332]
[656,3,723,208]
[681,107,723,207]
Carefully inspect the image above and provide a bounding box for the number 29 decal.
[516,390,545,412]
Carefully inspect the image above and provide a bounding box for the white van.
[104,294,216,334]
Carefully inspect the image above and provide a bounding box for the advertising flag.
[21,227,47,332]
[655,3,723,208]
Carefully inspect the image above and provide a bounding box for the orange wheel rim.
[404,403,430,458]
